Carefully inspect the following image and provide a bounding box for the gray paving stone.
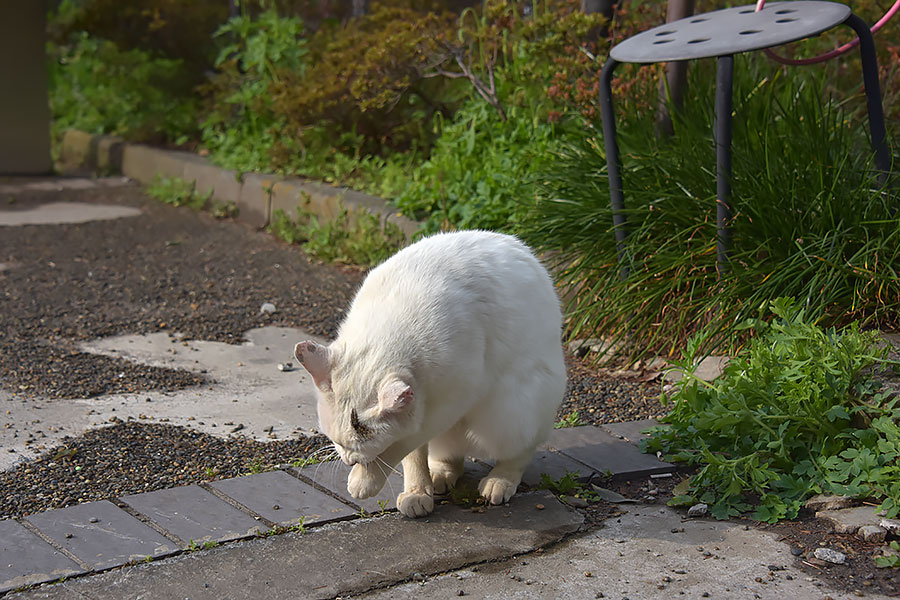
[292,461,404,514]
[0,520,83,593]
[543,425,674,479]
[209,470,356,526]
[600,419,661,444]
[25,500,177,570]
[521,449,596,488]
[120,485,266,546]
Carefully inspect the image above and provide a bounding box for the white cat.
[295,230,566,518]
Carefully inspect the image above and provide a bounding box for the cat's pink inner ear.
[294,341,332,392]
[377,378,413,415]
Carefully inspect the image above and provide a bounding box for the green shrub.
[520,54,900,360]
[642,298,900,522]
[146,176,211,211]
[47,32,199,143]
[269,4,460,160]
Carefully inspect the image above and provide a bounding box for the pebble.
[259,302,277,314]
[687,503,708,518]
[813,547,847,565]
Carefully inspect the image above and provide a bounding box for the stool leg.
[714,54,734,276]
[598,58,628,275]
[844,13,891,179]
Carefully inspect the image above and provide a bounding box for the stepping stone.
[0,519,84,593]
[600,419,662,445]
[543,425,674,480]
[120,485,266,546]
[521,449,597,488]
[210,470,356,527]
[25,500,177,571]
[292,461,404,515]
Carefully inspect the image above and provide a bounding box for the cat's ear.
[294,341,332,392]
[377,375,414,416]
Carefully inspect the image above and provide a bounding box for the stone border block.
[180,156,242,205]
[121,145,189,185]
[543,425,674,480]
[209,470,356,526]
[25,500,177,571]
[121,485,266,546]
[239,172,282,228]
[0,520,84,593]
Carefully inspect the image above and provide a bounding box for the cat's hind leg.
[428,423,468,494]
[397,444,434,518]
[478,445,534,505]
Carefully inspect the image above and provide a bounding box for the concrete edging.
[56,129,421,240]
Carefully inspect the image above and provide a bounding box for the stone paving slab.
[7,491,582,600]
[0,520,84,594]
[209,470,356,527]
[120,485,266,546]
[543,425,674,479]
[24,500,177,571]
[292,461,405,514]
[600,418,661,444]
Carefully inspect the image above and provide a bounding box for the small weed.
[268,202,405,268]
[188,539,219,551]
[876,542,900,568]
[144,555,153,563]
[376,499,389,515]
[538,470,598,502]
[291,517,307,533]
[291,456,323,468]
[554,411,582,429]
[203,466,219,479]
[243,458,267,475]
[447,480,482,507]
[211,200,239,219]
[146,176,210,211]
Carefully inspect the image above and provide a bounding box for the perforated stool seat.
[598,1,889,275]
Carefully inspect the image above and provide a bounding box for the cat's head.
[294,340,419,466]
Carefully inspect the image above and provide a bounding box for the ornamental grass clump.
[522,53,899,361]
[642,298,900,523]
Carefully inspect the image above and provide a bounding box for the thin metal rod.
[598,58,628,275]
[714,54,734,276]
[843,12,891,179]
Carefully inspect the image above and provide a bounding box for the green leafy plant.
[538,470,598,502]
[146,176,211,210]
[268,204,406,267]
[876,541,900,568]
[554,410,583,429]
[642,298,900,522]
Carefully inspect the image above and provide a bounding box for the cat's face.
[295,341,417,466]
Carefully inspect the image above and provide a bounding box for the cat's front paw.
[431,466,462,495]
[347,463,387,499]
[478,476,517,505]
[397,490,434,518]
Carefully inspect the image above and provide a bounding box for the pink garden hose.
[755,0,900,65]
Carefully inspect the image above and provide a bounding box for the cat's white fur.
[295,230,566,518]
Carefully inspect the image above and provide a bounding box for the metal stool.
[598,1,890,275]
